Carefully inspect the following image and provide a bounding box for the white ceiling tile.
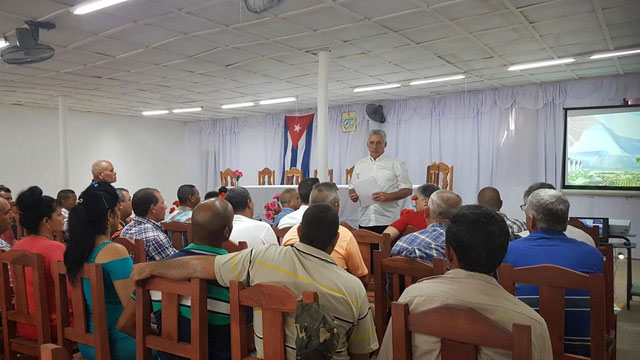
[98,58,151,71]
[359,63,405,76]
[108,24,180,46]
[551,41,609,57]
[412,64,465,77]
[474,26,533,45]
[136,66,192,78]
[237,19,305,39]
[395,58,448,71]
[434,0,508,21]
[457,57,505,71]
[0,0,67,19]
[147,0,210,10]
[235,42,291,57]
[455,11,521,33]
[196,48,255,66]
[102,1,172,21]
[532,12,599,36]
[603,2,640,25]
[68,66,124,77]
[520,0,594,23]
[502,50,555,64]
[124,49,186,65]
[53,50,112,65]
[542,27,605,48]
[321,23,387,42]
[108,72,164,82]
[74,38,141,57]
[0,13,29,34]
[612,34,640,49]
[402,23,458,44]
[341,0,419,19]
[40,26,95,47]
[275,33,335,51]
[329,44,365,57]
[440,48,494,63]
[261,67,309,80]
[147,13,217,34]
[232,58,290,73]
[374,10,443,32]
[334,54,388,68]
[376,72,416,82]
[23,59,79,72]
[285,6,358,31]
[421,37,479,55]
[195,29,260,46]
[153,37,219,57]
[165,59,220,72]
[188,1,267,26]
[607,21,640,38]
[350,34,412,52]
[53,12,131,34]
[490,39,544,56]
[268,52,317,65]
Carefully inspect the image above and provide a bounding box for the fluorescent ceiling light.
[142,110,169,116]
[353,83,401,93]
[508,58,575,71]
[409,74,466,86]
[71,0,129,15]
[259,97,297,105]
[0,38,8,49]
[172,107,203,113]
[589,48,640,60]
[221,102,255,109]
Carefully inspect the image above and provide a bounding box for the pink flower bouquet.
[232,169,243,182]
[264,193,284,223]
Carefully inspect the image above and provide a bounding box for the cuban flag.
[281,113,314,184]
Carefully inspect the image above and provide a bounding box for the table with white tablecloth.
[244,185,416,228]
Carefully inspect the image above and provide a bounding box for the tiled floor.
[614,258,640,360]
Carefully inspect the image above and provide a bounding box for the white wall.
[0,104,186,205]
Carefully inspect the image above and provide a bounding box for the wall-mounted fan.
[1,21,56,65]
[366,104,386,123]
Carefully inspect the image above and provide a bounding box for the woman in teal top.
[65,182,136,360]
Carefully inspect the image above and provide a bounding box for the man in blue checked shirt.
[390,190,462,263]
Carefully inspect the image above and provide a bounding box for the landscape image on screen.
[565,107,640,189]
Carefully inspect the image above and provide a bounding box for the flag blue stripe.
[281,124,289,185]
[301,121,313,178]
[290,143,299,169]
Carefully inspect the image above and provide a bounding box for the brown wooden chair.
[220,168,237,187]
[391,303,532,359]
[497,264,606,360]
[135,277,208,360]
[340,222,355,232]
[284,168,303,185]
[272,226,291,245]
[258,168,276,186]
[373,253,446,343]
[568,218,600,244]
[0,250,51,358]
[345,166,354,185]
[230,281,318,360]
[52,261,111,360]
[161,222,193,250]
[134,239,147,264]
[222,241,248,253]
[112,237,135,258]
[398,225,419,242]
[426,162,453,190]
[313,169,334,183]
[598,244,616,360]
[41,343,71,359]
[352,230,391,298]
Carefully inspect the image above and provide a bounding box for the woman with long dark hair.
[65,182,135,359]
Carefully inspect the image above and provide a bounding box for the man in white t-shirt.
[277,177,319,229]
[226,187,278,248]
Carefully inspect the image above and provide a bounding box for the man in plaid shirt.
[391,190,462,263]
[121,188,177,261]
[477,187,527,240]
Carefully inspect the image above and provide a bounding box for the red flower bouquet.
[264,193,283,222]
[232,169,243,182]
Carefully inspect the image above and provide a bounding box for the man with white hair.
[504,189,602,357]
[390,190,462,263]
[91,160,117,184]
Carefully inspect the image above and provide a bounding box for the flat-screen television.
[562,105,640,192]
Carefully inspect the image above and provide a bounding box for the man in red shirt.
[383,184,440,243]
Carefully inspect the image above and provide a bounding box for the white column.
[59,96,69,188]
[316,50,329,182]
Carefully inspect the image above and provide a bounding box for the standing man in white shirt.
[349,129,412,234]
[226,187,278,248]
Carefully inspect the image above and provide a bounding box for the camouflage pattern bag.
[295,300,339,360]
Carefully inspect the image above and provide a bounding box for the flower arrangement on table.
[232,169,243,183]
[264,193,283,222]
[169,200,180,214]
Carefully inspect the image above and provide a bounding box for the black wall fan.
[1,21,56,65]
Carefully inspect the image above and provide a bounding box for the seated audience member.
[56,189,77,236]
[111,188,132,239]
[12,186,67,340]
[277,177,319,229]
[166,184,200,223]
[226,187,278,248]
[517,182,595,247]
[91,160,117,184]
[218,186,228,198]
[383,184,440,243]
[504,189,603,357]
[378,205,552,360]
[477,186,526,240]
[120,188,177,261]
[65,182,135,360]
[272,188,300,227]
[0,197,14,250]
[0,185,15,243]
[204,190,219,200]
[390,190,462,263]
[282,183,368,283]
[119,198,237,359]
[131,204,379,359]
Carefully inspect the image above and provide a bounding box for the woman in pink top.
[12,185,66,341]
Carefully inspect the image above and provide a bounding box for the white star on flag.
[294,124,302,132]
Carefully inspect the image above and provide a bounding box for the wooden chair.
[497,264,606,360]
[52,261,111,360]
[568,219,600,244]
[391,303,532,359]
[272,226,291,245]
[373,253,446,342]
[220,168,237,187]
[340,222,355,232]
[258,168,276,186]
[0,250,51,358]
[222,241,248,253]
[136,277,208,360]
[134,239,147,264]
[313,169,334,183]
[111,237,136,259]
[398,225,419,243]
[284,168,303,185]
[229,281,318,360]
[41,343,71,359]
[352,230,391,296]
[345,166,354,185]
[426,162,453,190]
[598,244,616,360]
[161,222,193,250]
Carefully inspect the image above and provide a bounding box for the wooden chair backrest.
[284,168,303,185]
[426,162,453,190]
[398,225,419,240]
[391,303,532,359]
[374,253,446,342]
[221,241,248,253]
[567,219,600,244]
[134,239,147,264]
[111,237,136,259]
[0,250,51,358]
[273,226,291,245]
[40,343,71,360]
[52,261,111,360]
[258,167,276,186]
[313,169,334,183]
[352,229,391,276]
[230,281,318,360]
[497,264,605,359]
[339,222,355,232]
[220,168,237,187]
[136,277,208,360]
[598,244,615,340]
[345,166,354,185]
[161,222,193,250]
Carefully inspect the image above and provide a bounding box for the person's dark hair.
[523,182,555,203]
[299,204,339,251]
[116,188,129,202]
[446,205,509,275]
[225,187,251,212]
[56,189,76,206]
[0,185,11,193]
[177,184,196,205]
[416,184,440,199]
[218,186,228,194]
[131,188,160,217]
[65,182,119,283]
[204,191,219,200]
[298,177,320,204]
[16,186,58,235]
